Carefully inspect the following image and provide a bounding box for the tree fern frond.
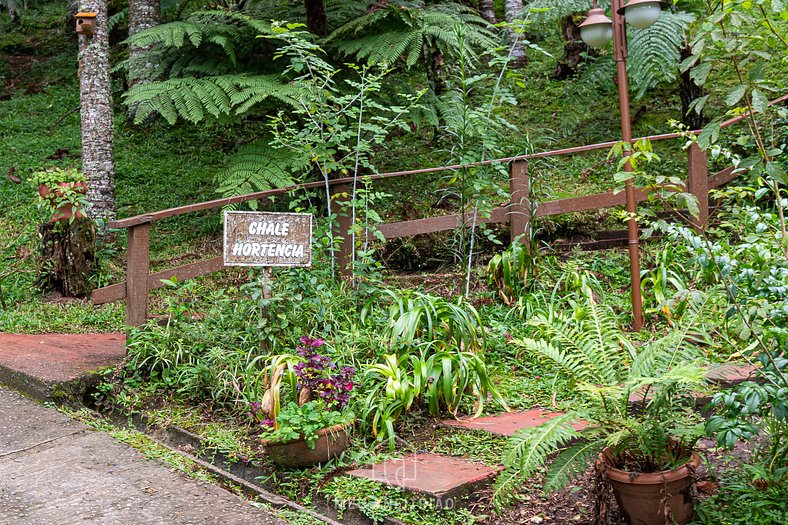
[216,140,301,206]
[628,11,694,99]
[125,74,300,124]
[327,1,496,70]
[126,20,204,49]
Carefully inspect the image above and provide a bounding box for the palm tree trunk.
[79,0,116,220]
[504,0,526,66]
[128,0,161,88]
[479,0,496,23]
[304,0,327,37]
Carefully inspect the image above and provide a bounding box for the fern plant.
[326,1,498,93]
[492,290,710,510]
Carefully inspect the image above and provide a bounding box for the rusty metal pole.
[611,0,644,330]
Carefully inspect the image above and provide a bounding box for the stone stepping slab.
[0,332,126,401]
[704,363,758,387]
[346,453,501,507]
[442,408,587,436]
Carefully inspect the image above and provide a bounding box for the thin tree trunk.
[79,0,116,220]
[679,45,707,130]
[555,15,587,79]
[422,40,446,95]
[504,0,526,66]
[128,0,161,88]
[304,0,328,37]
[479,0,496,23]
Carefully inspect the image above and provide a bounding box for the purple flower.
[291,336,355,410]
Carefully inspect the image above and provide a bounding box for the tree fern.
[125,74,307,124]
[628,11,695,99]
[327,2,498,69]
[215,140,305,210]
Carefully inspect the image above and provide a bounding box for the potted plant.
[29,167,89,223]
[493,292,709,525]
[248,336,356,467]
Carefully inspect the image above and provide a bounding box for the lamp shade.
[579,7,613,47]
[620,0,663,29]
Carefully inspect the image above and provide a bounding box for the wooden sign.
[223,211,312,267]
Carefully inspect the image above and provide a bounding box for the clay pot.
[264,424,350,468]
[600,451,701,525]
[38,181,88,222]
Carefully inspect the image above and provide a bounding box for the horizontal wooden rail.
[93,256,227,305]
[377,166,737,241]
[93,165,740,304]
[108,94,787,230]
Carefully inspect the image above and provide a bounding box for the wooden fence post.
[330,183,353,278]
[126,222,150,328]
[509,160,531,244]
[687,142,709,231]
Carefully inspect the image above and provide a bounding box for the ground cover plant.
[1,1,787,524]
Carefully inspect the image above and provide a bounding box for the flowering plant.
[293,336,355,410]
[248,336,356,447]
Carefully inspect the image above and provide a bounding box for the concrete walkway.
[0,388,287,525]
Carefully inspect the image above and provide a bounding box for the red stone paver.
[346,453,500,504]
[705,363,758,387]
[442,409,587,436]
[0,333,126,400]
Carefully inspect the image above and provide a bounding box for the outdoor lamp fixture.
[617,0,664,29]
[578,2,613,48]
[577,0,666,330]
[579,1,664,48]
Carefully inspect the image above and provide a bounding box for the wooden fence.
[92,95,787,327]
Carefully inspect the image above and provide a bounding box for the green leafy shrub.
[260,400,354,449]
[361,346,507,449]
[363,289,485,352]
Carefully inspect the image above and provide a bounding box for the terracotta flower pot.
[38,181,88,222]
[264,424,350,468]
[599,451,701,525]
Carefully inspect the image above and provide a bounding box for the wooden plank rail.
[92,93,786,327]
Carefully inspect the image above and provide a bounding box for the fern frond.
[493,412,583,510]
[628,11,694,99]
[127,21,204,49]
[125,74,302,124]
[216,140,302,207]
[543,439,604,492]
[327,1,496,69]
